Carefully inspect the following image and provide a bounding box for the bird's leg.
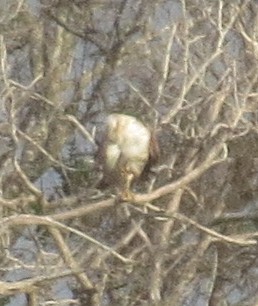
[120,172,135,202]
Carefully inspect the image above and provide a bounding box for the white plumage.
[97,113,159,200]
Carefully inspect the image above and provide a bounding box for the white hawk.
[97,113,159,200]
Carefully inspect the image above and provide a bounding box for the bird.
[96,113,159,201]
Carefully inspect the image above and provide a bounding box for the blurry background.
[0,0,258,305]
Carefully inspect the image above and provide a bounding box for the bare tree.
[0,0,258,305]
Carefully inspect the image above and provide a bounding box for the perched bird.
[97,113,159,201]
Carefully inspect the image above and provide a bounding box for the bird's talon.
[119,191,135,202]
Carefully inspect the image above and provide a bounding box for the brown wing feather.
[149,131,160,165]
[138,130,160,180]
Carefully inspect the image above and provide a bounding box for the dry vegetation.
[1,0,258,305]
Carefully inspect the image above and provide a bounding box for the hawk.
[97,113,159,200]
